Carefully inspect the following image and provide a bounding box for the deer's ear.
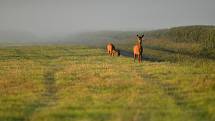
[142,34,144,37]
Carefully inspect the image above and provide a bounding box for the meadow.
[0,44,214,121]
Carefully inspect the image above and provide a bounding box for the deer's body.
[107,43,115,56]
[133,34,144,63]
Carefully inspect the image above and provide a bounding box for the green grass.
[0,45,214,121]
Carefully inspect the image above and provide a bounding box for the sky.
[0,0,215,35]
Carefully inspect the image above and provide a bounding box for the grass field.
[0,45,215,121]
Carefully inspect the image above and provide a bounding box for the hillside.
[1,25,215,59]
[0,30,65,45]
[64,31,137,47]
[145,25,215,43]
[0,30,40,44]
[65,25,215,59]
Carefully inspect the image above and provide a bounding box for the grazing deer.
[133,34,144,63]
[112,49,120,56]
[106,43,120,56]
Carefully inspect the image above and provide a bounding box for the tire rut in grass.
[24,65,60,121]
[135,69,209,121]
[41,67,58,106]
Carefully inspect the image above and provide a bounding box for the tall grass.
[0,45,214,121]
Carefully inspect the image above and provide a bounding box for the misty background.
[0,0,215,43]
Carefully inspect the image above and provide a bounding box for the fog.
[0,0,215,39]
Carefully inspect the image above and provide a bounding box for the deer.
[133,34,144,63]
[112,49,120,56]
[107,43,120,56]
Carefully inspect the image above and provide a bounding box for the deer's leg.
[138,55,141,63]
[109,51,111,55]
[140,54,142,62]
[134,54,136,62]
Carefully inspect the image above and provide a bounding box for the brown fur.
[112,49,120,56]
[133,34,144,63]
[107,43,120,56]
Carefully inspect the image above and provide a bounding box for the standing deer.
[133,34,144,63]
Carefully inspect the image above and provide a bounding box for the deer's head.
[136,34,144,44]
